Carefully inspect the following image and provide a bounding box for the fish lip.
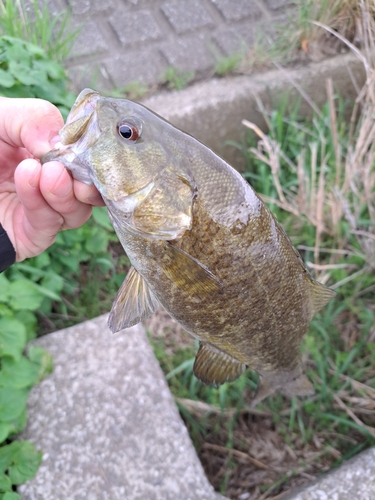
[41,89,102,166]
[41,148,63,164]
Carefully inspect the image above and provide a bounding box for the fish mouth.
[41,88,101,166]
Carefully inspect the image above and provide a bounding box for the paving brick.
[105,49,166,87]
[210,0,263,22]
[161,33,215,74]
[109,9,163,47]
[67,0,115,16]
[70,20,109,57]
[23,0,65,21]
[67,63,113,93]
[264,0,294,11]
[212,24,255,56]
[161,0,214,34]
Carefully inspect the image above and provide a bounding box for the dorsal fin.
[161,242,223,299]
[193,342,246,387]
[108,267,159,333]
[309,279,336,318]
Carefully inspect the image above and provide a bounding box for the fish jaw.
[41,89,102,185]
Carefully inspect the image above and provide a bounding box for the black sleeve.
[0,223,16,273]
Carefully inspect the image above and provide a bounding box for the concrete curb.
[142,52,366,171]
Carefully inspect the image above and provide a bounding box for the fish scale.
[42,88,336,405]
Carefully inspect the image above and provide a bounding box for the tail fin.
[250,373,315,407]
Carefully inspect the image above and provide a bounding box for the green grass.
[0,0,77,62]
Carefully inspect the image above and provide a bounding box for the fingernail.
[51,167,72,197]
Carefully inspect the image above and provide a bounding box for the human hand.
[0,97,104,263]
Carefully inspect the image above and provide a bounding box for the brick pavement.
[51,0,295,91]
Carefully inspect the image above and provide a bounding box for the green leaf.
[2,410,27,440]
[0,275,10,303]
[0,387,28,422]
[85,228,109,254]
[13,311,37,341]
[8,441,42,485]
[0,357,40,389]
[1,491,22,500]
[27,346,53,379]
[0,70,14,88]
[0,443,16,474]
[33,251,50,269]
[0,474,11,492]
[92,207,113,231]
[40,274,64,296]
[0,423,12,444]
[29,282,61,302]
[8,280,44,311]
[3,492,21,500]
[0,318,26,361]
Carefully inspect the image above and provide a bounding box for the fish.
[42,88,336,405]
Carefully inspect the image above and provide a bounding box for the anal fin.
[108,266,159,333]
[193,342,246,386]
[309,279,336,318]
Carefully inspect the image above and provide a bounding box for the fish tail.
[250,371,315,407]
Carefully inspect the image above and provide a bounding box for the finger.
[14,159,64,252]
[0,97,64,158]
[73,180,105,207]
[39,161,92,229]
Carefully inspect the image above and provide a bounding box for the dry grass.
[237,0,375,74]
[243,2,375,292]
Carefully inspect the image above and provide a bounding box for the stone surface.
[284,447,375,500]
[71,20,109,58]
[109,9,163,47]
[62,0,293,88]
[161,0,214,34]
[209,0,264,22]
[105,49,166,87]
[18,316,224,500]
[161,33,215,73]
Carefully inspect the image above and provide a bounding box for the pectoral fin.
[132,169,195,239]
[108,267,159,333]
[161,242,223,298]
[193,342,246,386]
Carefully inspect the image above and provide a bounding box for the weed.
[214,53,242,77]
[163,66,195,91]
[111,81,150,101]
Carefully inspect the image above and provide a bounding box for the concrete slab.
[18,315,225,500]
[284,447,375,500]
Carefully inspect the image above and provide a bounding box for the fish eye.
[117,121,140,141]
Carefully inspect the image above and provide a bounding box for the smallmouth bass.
[42,89,336,405]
